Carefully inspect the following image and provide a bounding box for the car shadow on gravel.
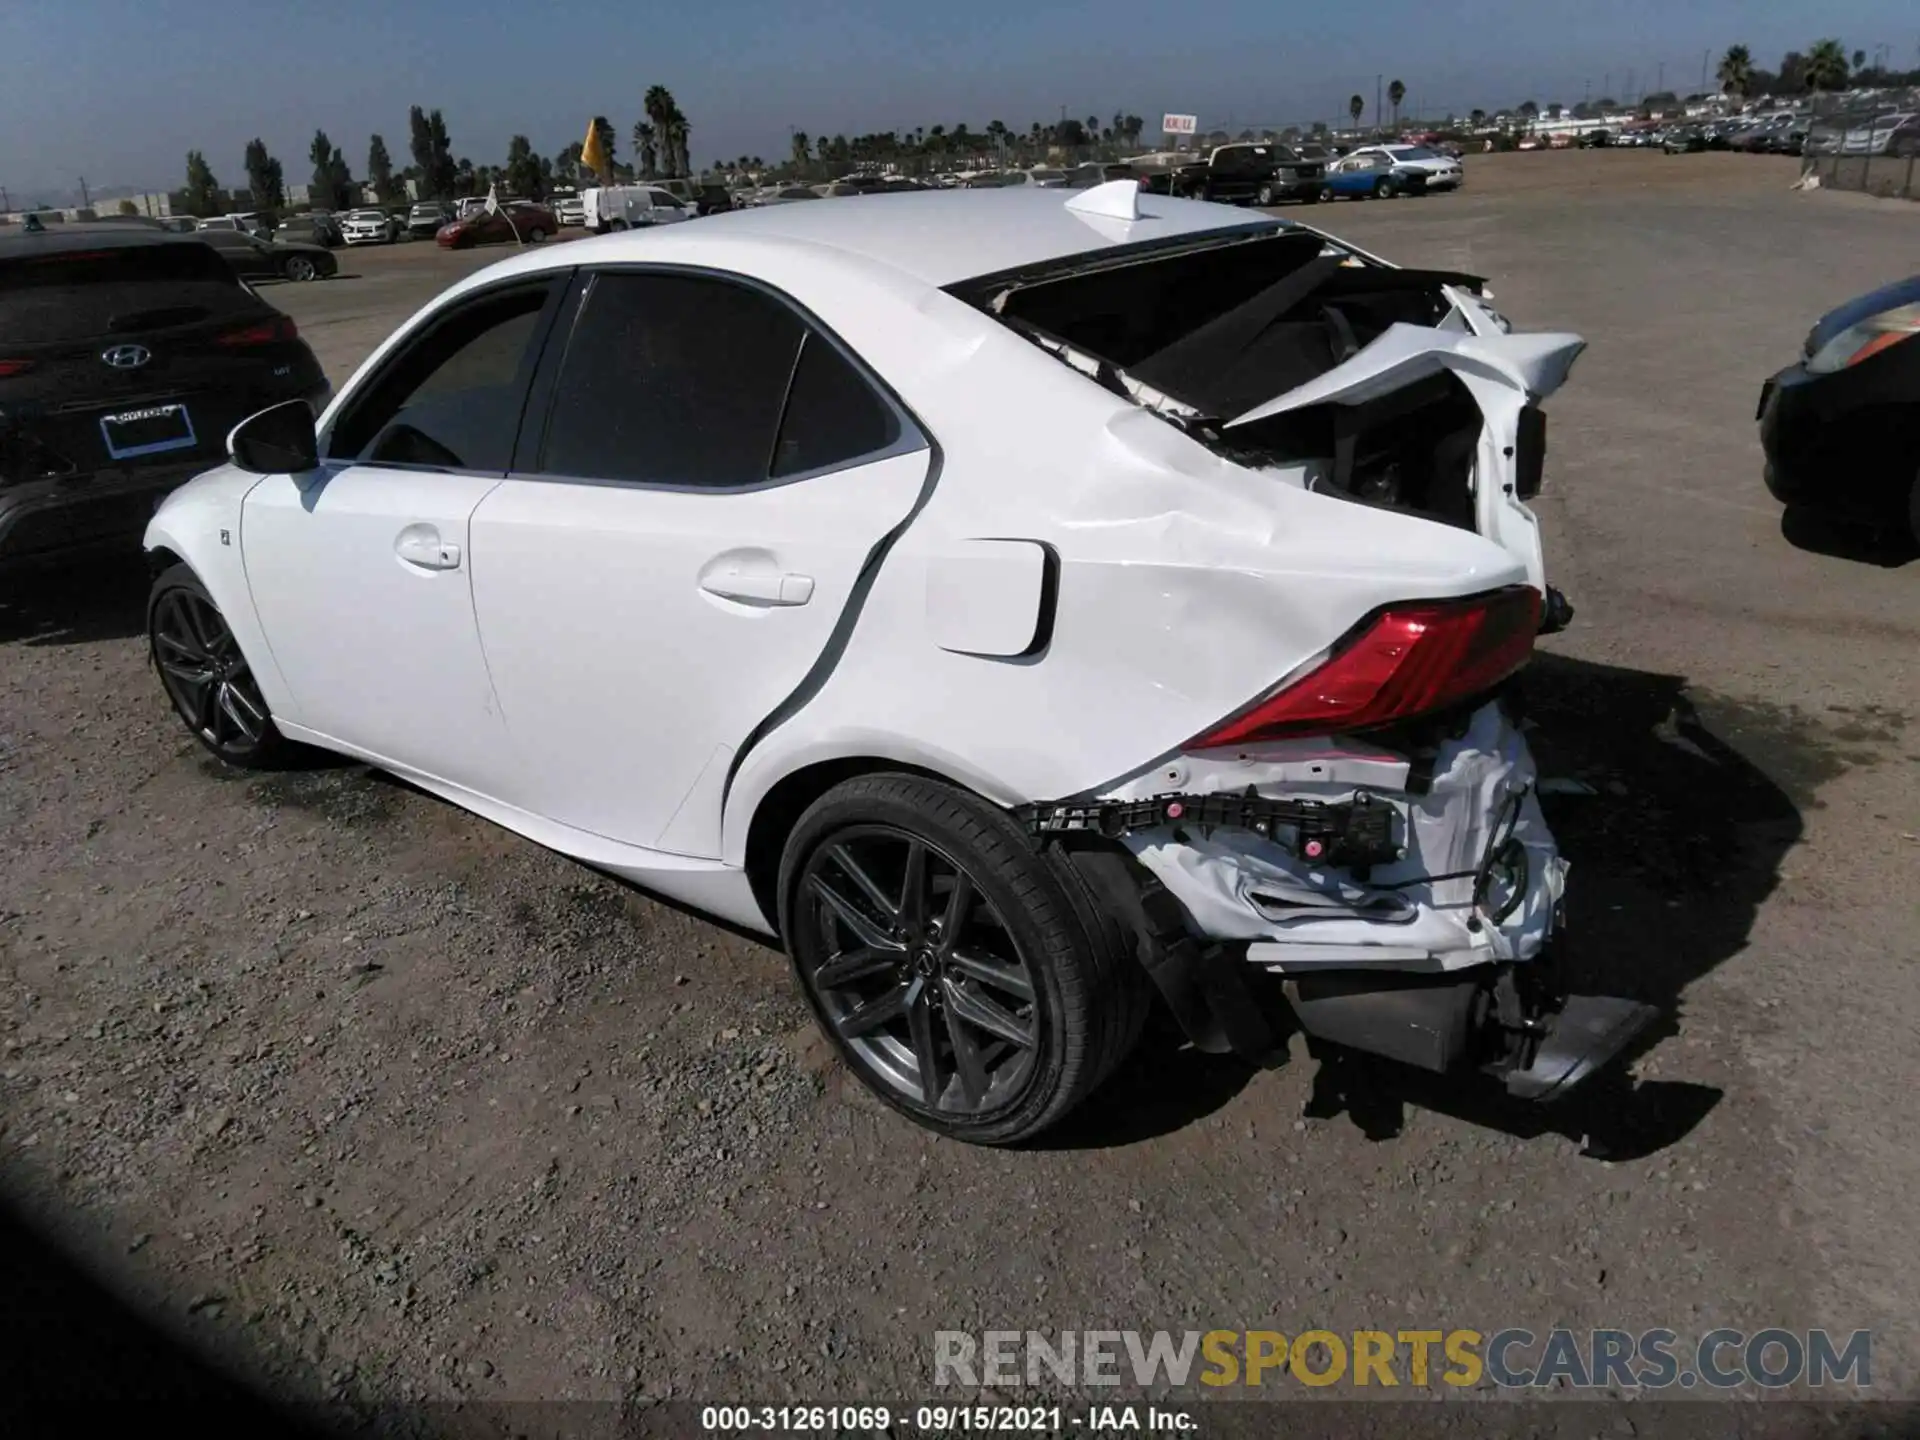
[1779,504,1918,569]
[1063,653,1829,1157]
[0,1196,337,1438]
[0,555,149,647]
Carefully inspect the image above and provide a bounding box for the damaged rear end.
[949,203,1652,1100]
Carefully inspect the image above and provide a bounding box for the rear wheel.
[1318,185,1335,202]
[283,254,318,281]
[525,226,546,243]
[148,564,293,769]
[1256,182,1276,205]
[779,774,1147,1145]
[1373,177,1394,199]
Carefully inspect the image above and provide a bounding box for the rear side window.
[771,334,900,479]
[537,271,904,489]
[327,284,552,470]
[0,241,252,344]
[540,273,803,488]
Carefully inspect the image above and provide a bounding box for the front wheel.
[778,774,1148,1145]
[1256,182,1275,205]
[1318,185,1335,202]
[1373,178,1394,199]
[148,564,294,769]
[525,226,546,243]
[283,255,318,281]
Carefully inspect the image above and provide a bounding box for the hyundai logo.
[101,344,152,369]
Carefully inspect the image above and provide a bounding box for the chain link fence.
[1797,91,1920,200]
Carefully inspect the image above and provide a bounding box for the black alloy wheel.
[797,826,1041,1116]
[779,774,1148,1145]
[148,564,289,767]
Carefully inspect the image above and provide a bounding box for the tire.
[1256,182,1275,206]
[1318,185,1335,203]
[283,254,317,282]
[148,564,295,770]
[525,227,546,243]
[1908,470,1920,549]
[608,218,629,231]
[1373,178,1393,199]
[777,773,1148,1145]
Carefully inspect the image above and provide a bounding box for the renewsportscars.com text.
[934,1328,1872,1390]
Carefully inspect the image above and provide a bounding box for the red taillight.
[216,316,298,347]
[0,359,34,377]
[1187,586,1542,748]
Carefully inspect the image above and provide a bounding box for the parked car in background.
[1318,150,1427,199]
[436,201,559,248]
[0,224,326,571]
[1577,128,1612,148]
[142,186,1650,1147]
[1067,162,1147,188]
[1663,127,1708,153]
[652,179,734,215]
[580,186,690,232]
[756,185,823,205]
[197,213,272,238]
[407,202,454,239]
[1347,144,1464,189]
[341,207,401,245]
[194,227,337,282]
[551,191,586,227]
[1759,273,1920,546]
[1142,142,1325,205]
[275,212,343,247]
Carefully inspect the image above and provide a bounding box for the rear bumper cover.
[1077,701,1654,1098]
[0,460,211,568]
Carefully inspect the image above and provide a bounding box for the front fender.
[144,466,297,723]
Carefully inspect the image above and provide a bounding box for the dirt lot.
[2,149,1917,1432]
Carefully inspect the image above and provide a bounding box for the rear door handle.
[699,571,814,606]
[395,526,461,571]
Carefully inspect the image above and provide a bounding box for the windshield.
[1394,147,1439,159]
[1030,169,1065,181]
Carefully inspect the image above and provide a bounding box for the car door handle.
[395,528,461,571]
[699,570,814,605]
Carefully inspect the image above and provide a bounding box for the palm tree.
[1851,48,1866,71]
[642,86,675,176]
[1717,44,1753,100]
[666,107,692,178]
[1348,94,1365,130]
[1387,79,1406,127]
[1470,107,1488,128]
[790,130,810,178]
[1803,38,1849,92]
[1519,100,1540,129]
[632,122,657,179]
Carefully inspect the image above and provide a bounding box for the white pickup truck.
[579,185,693,233]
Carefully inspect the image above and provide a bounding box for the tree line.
[172,88,705,217]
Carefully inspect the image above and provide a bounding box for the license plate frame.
[100,403,197,462]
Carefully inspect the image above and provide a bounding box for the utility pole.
[1375,74,1383,129]
[0,183,10,212]
[1656,62,1664,95]
[79,175,91,208]
[1625,68,1636,102]
[1701,50,1710,94]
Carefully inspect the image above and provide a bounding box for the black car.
[193,227,337,283]
[274,212,343,248]
[1759,274,1920,543]
[0,224,328,569]
[1663,127,1708,153]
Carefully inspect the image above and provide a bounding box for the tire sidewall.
[777,778,1080,1143]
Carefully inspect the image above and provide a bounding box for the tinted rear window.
[0,242,253,344]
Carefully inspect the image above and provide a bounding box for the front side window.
[535,271,904,489]
[326,284,553,471]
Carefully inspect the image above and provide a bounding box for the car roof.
[580,187,1288,287]
[0,224,215,256]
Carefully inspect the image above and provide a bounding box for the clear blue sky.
[1,0,1913,202]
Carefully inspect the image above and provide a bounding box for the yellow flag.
[580,119,609,181]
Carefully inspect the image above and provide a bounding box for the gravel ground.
[2,151,1916,1435]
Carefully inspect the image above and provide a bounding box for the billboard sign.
[1161,113,1198,135]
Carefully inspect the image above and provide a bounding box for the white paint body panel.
[152,188,1580,967]
[466,451,928,852]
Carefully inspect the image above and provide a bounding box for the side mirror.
[229,399,319,475]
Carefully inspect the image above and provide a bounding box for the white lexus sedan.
[145,182,1652,1144]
